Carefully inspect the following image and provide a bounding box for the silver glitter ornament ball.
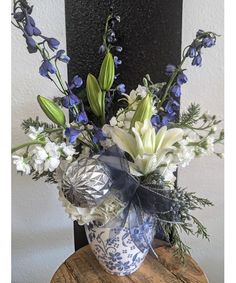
[62,158,112,208]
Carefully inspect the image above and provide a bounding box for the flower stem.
[55,60,67,95]
[101,91,106,125]
[36,45,67,95]
[44,128,64,133]
[103,15,112,52]
[158,56,187,109]
[11,141,46,153]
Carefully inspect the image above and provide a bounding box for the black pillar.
[65,0,183,251]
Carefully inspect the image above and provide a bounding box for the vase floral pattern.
[85,214,155,276]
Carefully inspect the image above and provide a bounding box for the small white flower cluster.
[12,156,31,175]
[28,126,44,140]
[176,131,216,165]
[159,128,219,185]
[31,140,75,173]
[107,85,157,131]
[12,127,76,175]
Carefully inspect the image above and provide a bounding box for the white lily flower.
[109,119,183,175]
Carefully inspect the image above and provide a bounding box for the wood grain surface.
[51,245,208,283]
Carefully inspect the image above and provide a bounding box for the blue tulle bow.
[97,145,182,255]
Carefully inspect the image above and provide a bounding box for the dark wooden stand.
[51,245,209,283]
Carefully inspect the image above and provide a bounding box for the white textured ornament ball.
[62,158,112,208]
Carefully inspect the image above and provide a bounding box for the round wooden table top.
[51,245,209,283]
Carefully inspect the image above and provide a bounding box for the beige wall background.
[181,1,224,282]
[12,0,224,282]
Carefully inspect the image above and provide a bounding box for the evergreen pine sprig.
[158,186,213,262]
[178,103,201,127]
[21,117,57,134]
[142,171,213,262]
[164,223,192,259]
[169,103,222,135]
[32,170,58,184]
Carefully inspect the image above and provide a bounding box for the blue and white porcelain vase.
[85,209,155,276]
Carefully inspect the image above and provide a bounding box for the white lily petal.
[161,128,184,149]
[134,154,159,175]
[132,127,144,155]
[155,126,167,152]
[110,126,137,159]
[142,127,156,153]
[128,162,144,176]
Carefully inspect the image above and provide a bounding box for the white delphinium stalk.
[79,145,91,160]
[159,157,177,185]
[31,146,48,173]
[12,155,31,175]
[205,136,215,154]
[28,126,44,140]
[122,85,147,110]
[109,116,118,126]
[59,143,76,161]
[31,141,60,173]
[175,137,195,168]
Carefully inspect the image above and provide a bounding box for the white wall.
[181,1,224,283]
[12,1,73,283]
[12,1,224,282]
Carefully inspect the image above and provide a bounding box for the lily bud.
[131,93,153,128]
[86,73,103,117]
[37,95,66,126]
[98,52,115,91]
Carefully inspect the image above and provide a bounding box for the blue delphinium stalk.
[192,54,202,67]
[12,0,91,134]
[99,14,121,54]
[40,36,60,51]
[170,84,182,97]
[55,50,70,63]
[75,111,88,124]
[117,83,126,93]
[186,29,217,67]
[92,127,107,144]
[165,64,176,76]
[151,97,180,130]
[39,60,57,77]
[176,72,188,85]
[12,0,70,95]
[114,56,122,67]
[158,29,218,112]
[97,12,125,123]
[62,91,80,108]
[65,128,81,144]
[69,75,83,89]
[186,46,196,58]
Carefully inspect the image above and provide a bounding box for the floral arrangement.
[12,0,223,262]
